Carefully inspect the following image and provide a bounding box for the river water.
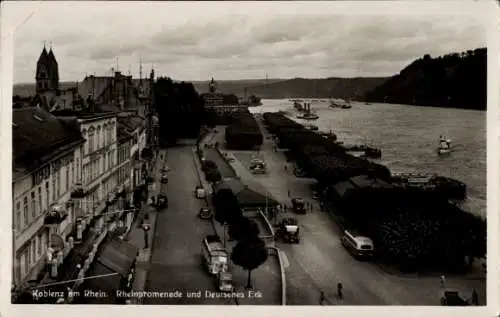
[249,99,486,218]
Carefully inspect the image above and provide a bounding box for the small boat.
[437,137,452,156]
[438,147,451,156]
[329,99,352,109]
[302,112,319,120]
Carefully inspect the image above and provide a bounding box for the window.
[38,187,42,215]
[104,125,108,146]
[97,126,102,148]
[45,181,50,208]
[89,131,94,152]
[24,251,29,274]
[31,191,36,218]
[15,201,21,231]
[26,248,31,272]
[52,175,56,202]
[32,239,36,263]
[37,234,42,255]
[56,170,60,198]
[23,197,28,225]
[66,164,70,192]
[70,162,74,186]
[76,159,80,182]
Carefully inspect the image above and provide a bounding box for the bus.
[202,235,229,275]
[341,230,374,260]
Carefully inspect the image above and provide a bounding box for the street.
[143,146,231,305]
[206,121,486,306]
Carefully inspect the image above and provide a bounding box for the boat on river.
[302,112,319,120]
[329,99,352,109]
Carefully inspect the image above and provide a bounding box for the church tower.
[36,44,59,94]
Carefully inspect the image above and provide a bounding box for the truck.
[276,217,300,243]
[202,235,229,275]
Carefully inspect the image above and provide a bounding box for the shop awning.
[97,236,138,277]
[74,236,138,303]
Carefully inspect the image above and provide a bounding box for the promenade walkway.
[193,140,282,305]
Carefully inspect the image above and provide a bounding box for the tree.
[228,216,260,242]
[213,188,242,247]
[231,237,268,289]
[213,188,241,225]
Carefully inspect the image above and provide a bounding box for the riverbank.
[250,99,486,219]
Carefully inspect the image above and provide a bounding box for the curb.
[268,246,287,306]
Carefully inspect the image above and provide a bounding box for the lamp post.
[142,223,150,249]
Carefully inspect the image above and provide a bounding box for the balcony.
[70,182,87,199]
[44,204,69,226]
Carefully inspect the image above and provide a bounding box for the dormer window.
[40,72,46,78]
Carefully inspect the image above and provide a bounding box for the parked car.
[160,166,170,173]
[251,166,266,174]
[195,185,206,199]
[157,194,168,210]
[160,174,168,184]
[198,207,213,220]
[291,197,306,214]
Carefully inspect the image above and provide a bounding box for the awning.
[96,236,138,277]
[74,236,138,304]
[75,261,120,304]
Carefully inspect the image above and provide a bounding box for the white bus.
[202,235,229,275]
[341,230,374,259]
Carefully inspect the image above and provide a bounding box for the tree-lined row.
[201,159,223,183]
[225,110,263,150]
[264,112,391,184]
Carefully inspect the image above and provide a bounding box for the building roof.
[13,107,85,179]
[78,76,111,101]
[50,109,116,121]
[214,178,279,207]
[117,116,144,132]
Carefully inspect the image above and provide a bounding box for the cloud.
[4,1,488,83]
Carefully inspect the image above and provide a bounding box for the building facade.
[12,107,84,290]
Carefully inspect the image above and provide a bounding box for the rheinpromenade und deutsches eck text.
[31,289,264,300]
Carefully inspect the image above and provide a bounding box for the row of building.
[11,46,159,302]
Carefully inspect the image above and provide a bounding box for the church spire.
[139,55,143,82]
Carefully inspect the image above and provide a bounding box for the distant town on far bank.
[13,47,486,111]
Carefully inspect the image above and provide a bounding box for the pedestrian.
[284,164,288,172]
[287,189,290,197]
[319,291,325,305]
[440,275,446,288]
[471,289,479,305]
[337,282,343,300]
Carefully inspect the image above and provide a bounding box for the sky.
[2,1,491,84]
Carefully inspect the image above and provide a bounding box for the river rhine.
[249,99,486,219]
